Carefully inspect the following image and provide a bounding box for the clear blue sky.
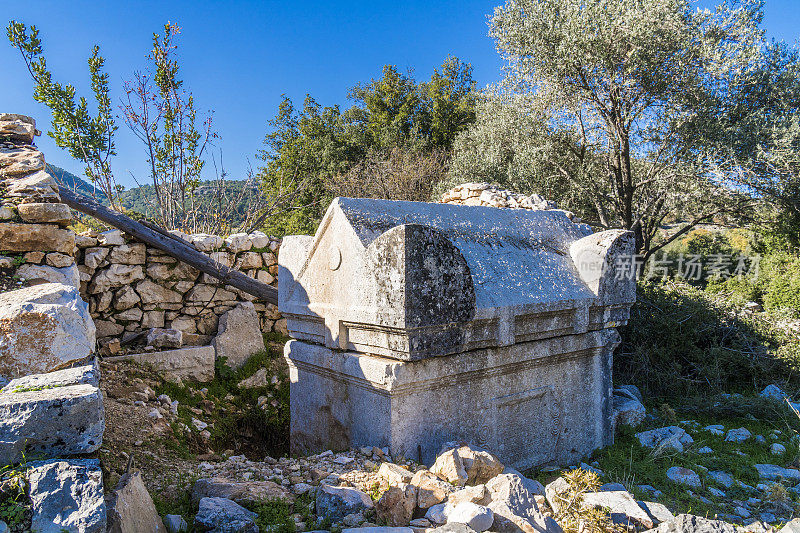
[3,0,799,189]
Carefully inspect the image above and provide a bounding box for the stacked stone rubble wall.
[440,182,583,223]
[75,229,285,344]
[0,113,80,287]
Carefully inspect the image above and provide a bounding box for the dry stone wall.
[0,113,80,290]
[440,182,583,223]
[75,229,284,346]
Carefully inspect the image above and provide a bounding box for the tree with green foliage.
[7,21,121,208]
[259,56,476,235]
[452,0,786,259]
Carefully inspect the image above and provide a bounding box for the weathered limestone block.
[235,251,263,269]
[17,263,80,288]
[89,264,145,293]
[146,261,199,281]
[191,477,294,506]
[2,169,60,201]
[1,361,99,393]
[225,233,252,253]
[106,346,215,382]
[17,202,72,225]
[147,328,182,349]
[187,284,236,302]
[0,145,45,175]
[213,302,265,369]
[0,283,95,378]
[249,231,271,249]
[45,252,75,268]
[0,222,74,253]
[136,279,182,304]
[190,233,223,252]
[0,382,104,464]
[209,251,231,266]
[194,497,258,533]
[75,232,98,248]
[141,310,165,329]
[170,316,197,334]
[95,290,113,313]
[95,319,125,339]
[280,198,635,468]
[98,229,125,246]
[116,307,143,322]
[105,471,167,533]
[108,243,146,265]
[83,246,110,269]
[0,113,36,144]
[113,285,141,311]
[27,459,106,533]
[23,251,45,263]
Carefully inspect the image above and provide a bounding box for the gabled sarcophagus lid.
[278,197,635,361]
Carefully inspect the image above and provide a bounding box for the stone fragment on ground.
[432,448,469,486]
[412,470,457,509]
[192,477,294,506]
[106,345,215,383]
[212,302,266,370]
[581,490,654,529]
[376,484,416,526]
[194,496,258,533]
[637,501,675,525]
[545,477,571,514]
[316,484,374,522]
[378,462,414,486]
[726,427,753,443]
[613,388,646,427]
[635,426,693,452]
[446,502,494,533]
[666,466,701,488]
[163,514,188,533]
[146,328,183,349]
[0,368,104,464]
[1,361,99,392]
[645,514,741,533]
[755,464,800,482]
[0,282,95,378]
[27,458,106,533]
[105,471,167,533]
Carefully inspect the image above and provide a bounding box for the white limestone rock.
[761,384,787,402]
[193,497,257,533]
[0,381,104,464]
[635,426,693,452]
[646,514,740,533]
[0,283,95,379]
[89,264,144,293]
[147,328,183,349]
[213,302,266,370]
[755,464,800,482]
[106,471,167,533]
[191,477,293,506]
[98,229,125,246]
[27,459,106,533]
[431,448,468,486]
[581,491,654,529]
[316,484,373,522]
[190,233,223,252]
[17,262,80,289]
[1,361,98,393]
[446,502,493,533]
[108,243,146,265]
[666,467,701,488]
[225,233,252,253]
[613,393,646,428]
[725,428,752,443]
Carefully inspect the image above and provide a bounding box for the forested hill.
[46,165,259,228]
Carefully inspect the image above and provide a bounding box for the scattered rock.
[648,514,740,533]
[105,471,167,533]
[760,385,786,402]
[237,368,269,389]
[0,283,94,378]
[637,501,675,524]
[581,491,654,529]
[431,448,468,486]
[17,262,80,288]
[192,477,295,507]
[708,471,735,488]
[376,484,416,526]
[316,484,373,522]
[378,462,414,486]
[755,464,800,482]
[771,443,786,455]
[27,459,106,533]
[666,467,701,488]
[146,328,183,349]
[194,497,258,533]
[412,470,457,509]
[726,428,753,443]
[0,377,104,464]
[635,426,693,452]
[163,514,188,533]
[613,392,646,427]
[545,477,571,514]
[212,302,266,370]
[447,502,493,533]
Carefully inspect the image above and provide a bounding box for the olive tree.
[455,0,772,258]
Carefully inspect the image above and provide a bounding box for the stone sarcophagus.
[279,197,635,469]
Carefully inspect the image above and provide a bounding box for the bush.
[616,281,799,399]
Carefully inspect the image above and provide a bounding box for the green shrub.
[616,281,797,399]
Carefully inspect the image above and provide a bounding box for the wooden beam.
[58,186,278,305]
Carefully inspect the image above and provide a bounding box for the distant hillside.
[45,164,261,230]
[46,164,108,203]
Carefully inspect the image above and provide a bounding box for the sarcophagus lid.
[278,197,635,360]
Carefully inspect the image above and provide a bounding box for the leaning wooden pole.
[58,186,279,305]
